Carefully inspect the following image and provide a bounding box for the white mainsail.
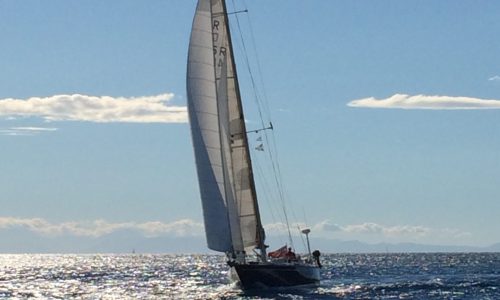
[186,0,265,254]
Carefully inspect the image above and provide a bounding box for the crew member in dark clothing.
[286,247,296,261]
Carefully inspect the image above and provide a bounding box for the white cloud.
[348,94,500,110]
[312,220,343,232]
[341,223,430,237]
[266,219,469,243]
[264,221,307,236]
[134,219,204,238]
[326,221,474,244]
[342,222,385,234]
[11,126,58,131]
[0,93,187,123]
[0,217,203,238]
[488,75,500,82]
[0,126,58,136]
[311,221,429,237]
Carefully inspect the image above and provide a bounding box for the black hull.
[231,263,320,290]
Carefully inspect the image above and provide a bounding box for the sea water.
[0,253,498,299]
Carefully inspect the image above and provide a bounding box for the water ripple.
[0,253,498,299]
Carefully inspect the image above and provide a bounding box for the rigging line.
[237,3,291,219]
[299,208,310,253]
[230,1,266,129]
[262,127,294,248]
[230,0,293,248]
[252,157,278,224]
[252,153,286,246]
[229,1,270,144]
[266,127,296,223]
[231,1,272,145]
[250,134,288,231]
[297,224,307,254]
[302,206,310,230]
[252,147,283,220]
[256,162,284,228]
[243,0,273,122]
[252,142,280,212]
[227,9,248,15]
[294,209,309,253]
[230,123,272,137]
[228,3,268,145]
[233,5,292,249]
[254,150,288,248]
[235,6,291,219]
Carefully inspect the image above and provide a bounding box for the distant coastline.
[1,230,498,254]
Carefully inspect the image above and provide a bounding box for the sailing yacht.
[186,0,321,289]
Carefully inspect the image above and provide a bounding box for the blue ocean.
[0,253,498,299]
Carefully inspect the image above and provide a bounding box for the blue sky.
[1,0,499,252]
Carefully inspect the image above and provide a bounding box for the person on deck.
[285,247,296,261]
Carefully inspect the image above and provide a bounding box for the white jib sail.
[187,0,264,253]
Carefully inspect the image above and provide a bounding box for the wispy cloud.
[0,93,187,123]
[266,220,430,237]
[488,75,500,82]
[0,217,203,238]
[265,219,469,241]
[11,126,58,131]
[348,94,500,110]
[0,126,58,136]
[314,221,430,237]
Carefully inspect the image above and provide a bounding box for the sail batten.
[187,0,265,255]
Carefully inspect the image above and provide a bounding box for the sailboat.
[186,0,321,289]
